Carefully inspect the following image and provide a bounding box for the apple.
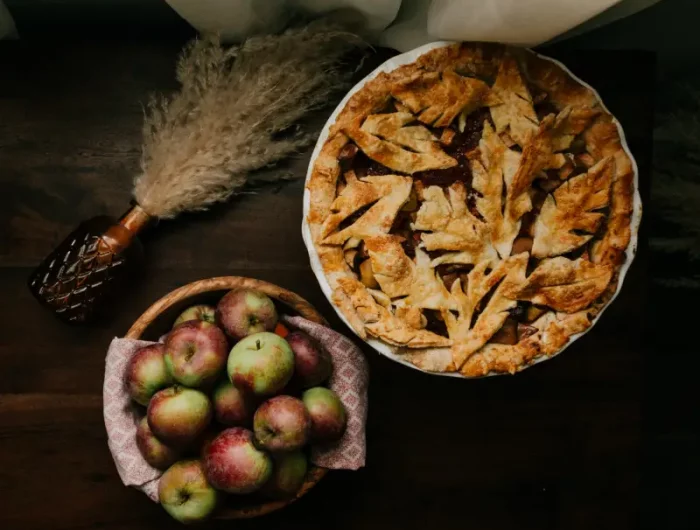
[159,460,218,524]
[227,332,294,396]
[173,304,216,328]
[164,320,228,388]
[203,427,272,494]
[302,387,347,442]
[147,386,212,446]
[212,379,254,426]
[254,395,310,452]
[135,416,180,470]
[262,451,308,499]
[216,289,278,340]
[125,344,172,406]
[287,331,333,388]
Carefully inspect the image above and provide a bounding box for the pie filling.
[309,44,634,376]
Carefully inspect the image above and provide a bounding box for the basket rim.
[124,276,329,519]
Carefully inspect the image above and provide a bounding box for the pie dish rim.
[301,40,642,378]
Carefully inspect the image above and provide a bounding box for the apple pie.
[306,43,639,377]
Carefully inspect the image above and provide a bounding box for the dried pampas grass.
[134,23,362,219]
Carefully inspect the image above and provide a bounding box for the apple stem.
[178,490,191,505]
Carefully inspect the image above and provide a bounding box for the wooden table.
[0,41,652,530]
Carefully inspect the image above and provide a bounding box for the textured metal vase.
[28,205,151,323]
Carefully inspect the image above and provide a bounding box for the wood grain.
[0,39,653,530]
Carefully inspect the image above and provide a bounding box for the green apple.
[227,332,294,396]
[147,386,212,446]
[159,460,217,524]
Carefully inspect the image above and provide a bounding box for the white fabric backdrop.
[165,0,663,49]
[0,1,663,44]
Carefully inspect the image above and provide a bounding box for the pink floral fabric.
[283,316,369,470]
[103,318,368,502]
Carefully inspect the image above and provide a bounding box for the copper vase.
[28,205,152,323]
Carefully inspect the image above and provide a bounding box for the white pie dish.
[302,41,642,378]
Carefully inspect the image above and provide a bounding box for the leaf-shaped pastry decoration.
[460,310,590,377]
[365,235,457,311]
[488,56,539,146]
[413,182,498,266]
[470,121,522,258]
[499,106,600,250]
[390,69,495,128]
[550,107,601,152]
[336,276,451,348]
[344,112,457,174]
[442,253,528,369]
[321,172,411,238]
[510,107,600,203]
[505,113,558,222]
[403,248,458,311]
[367,306,452,348]
[364,234,415,298]
[505,256,613,313]
[322,176,412,245]
[394,305,425,330]
[532,157,614,257]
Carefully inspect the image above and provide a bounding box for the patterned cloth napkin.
[103,317,369,502]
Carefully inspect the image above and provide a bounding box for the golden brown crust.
[532,157,614,257]
[444,253,528,369]
[488,55,539,146]
[461,311,590,376]
[583,114,635,265]
[322,176,412,245]
[506,256,614,313]
[307,42,637,377]
[391,70,492,128]
[344,112,457,173]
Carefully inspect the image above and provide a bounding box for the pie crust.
[306,43,637,377]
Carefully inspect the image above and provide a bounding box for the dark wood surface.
[0,40,653,530]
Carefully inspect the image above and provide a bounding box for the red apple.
[159,460,218,524]
[287,331,333,388]
[164,320,228,388]
[147,386,212,446]
[302,387,347,442]
[203,427,272,494]
[125,344,172,406]
[216,289,278,340]
[173,304,216,328]
[135,416,180,470]
[227,332,294,396]
[212,379,254,426]
[254,395,310,452]
[262,451,308,499]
